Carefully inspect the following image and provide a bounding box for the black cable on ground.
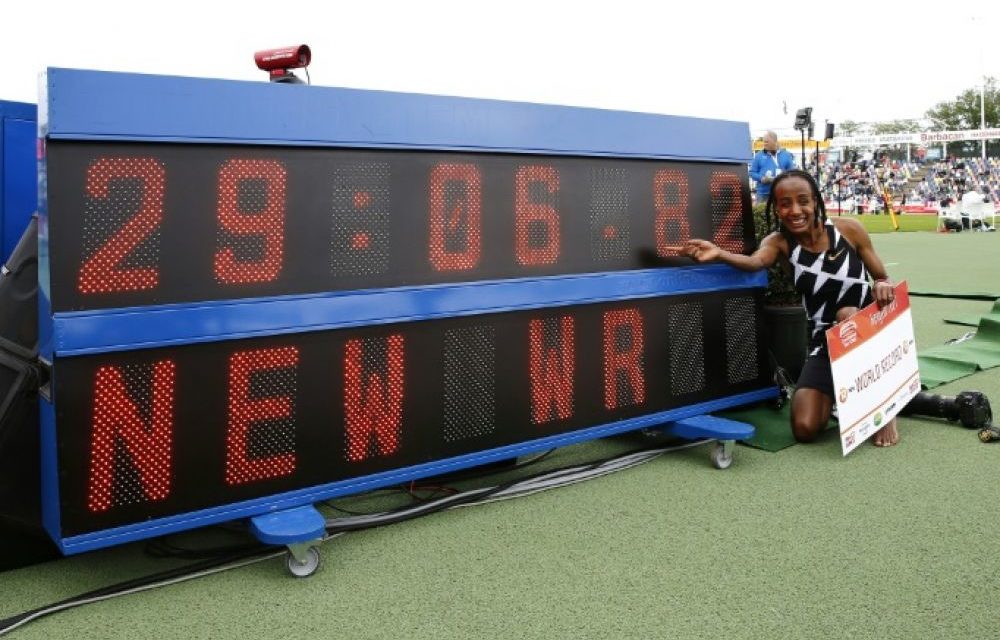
[0,545,279,636]
[319,441,698,532]
[0,440,698,635]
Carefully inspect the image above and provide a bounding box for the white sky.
[3,0,998,138]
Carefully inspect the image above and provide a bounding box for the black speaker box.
[0,348,42,533]
[0,215,38,359]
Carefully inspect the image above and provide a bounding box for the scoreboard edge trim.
[42,68,753,162]
[52,267,768,356]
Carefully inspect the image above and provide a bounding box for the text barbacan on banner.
[831,128,1000,147]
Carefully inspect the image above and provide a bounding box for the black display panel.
[46,142,753,311]
[55,290,767,536]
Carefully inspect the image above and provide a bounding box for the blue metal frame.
[0,100,34,121]
[666,415,755,441]
[52,266,765,356]
[39,397,61,543]
[43,69,751,162]
[0,100,37,263]
[56,387,776,554]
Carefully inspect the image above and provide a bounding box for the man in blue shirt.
[750,131,797,203]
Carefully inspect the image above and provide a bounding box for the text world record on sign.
[827,282,920,455]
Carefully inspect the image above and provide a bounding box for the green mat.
[943,299,1000,328]
[719,402,834,452]
[944,316,985,327]
[919,314,1000,388]
[718,403,795,451]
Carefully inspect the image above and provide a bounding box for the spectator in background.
[960,188,985,230]
[750,131,797,204]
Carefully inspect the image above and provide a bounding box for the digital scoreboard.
[47,144,749,310]
[37,69,773,551]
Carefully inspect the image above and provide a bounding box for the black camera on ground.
[900,391,992,429]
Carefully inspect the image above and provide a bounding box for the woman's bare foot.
[873,418,899,447]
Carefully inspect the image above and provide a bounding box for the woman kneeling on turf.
[682,170,899,446]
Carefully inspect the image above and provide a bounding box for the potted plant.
[753,203,808,382]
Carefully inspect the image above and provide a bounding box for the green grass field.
[834,213,940,233]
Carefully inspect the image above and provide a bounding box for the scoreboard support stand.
[249,505,326,577]
[244,412,756,577]
[661,415,755,470]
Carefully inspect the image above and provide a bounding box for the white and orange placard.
[827,282,921,455]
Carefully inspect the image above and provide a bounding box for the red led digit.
[515,165,560,265]
[528,316,575,424]
[214,159,287,284]
[86,361,175,513]
[429,163,482,271]
[710,171,746,253]
[344,335,405,462]
[653,168,690,257]
[224,346,299,485]
[78,157,166,294]
[602,309,646,410]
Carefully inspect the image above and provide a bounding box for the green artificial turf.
[913,297,1000,390]
[869,232,1000,298]
[919,317,1000,388]
[944,299,1000,327]
[836,212,940,234]
[718,401,835,453]
[944,316,985,326]
[719,402,798,451]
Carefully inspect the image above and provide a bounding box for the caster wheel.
[710,443,733,470]
[286,546,320,578]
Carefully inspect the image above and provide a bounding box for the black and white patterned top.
[786,220,873,356]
